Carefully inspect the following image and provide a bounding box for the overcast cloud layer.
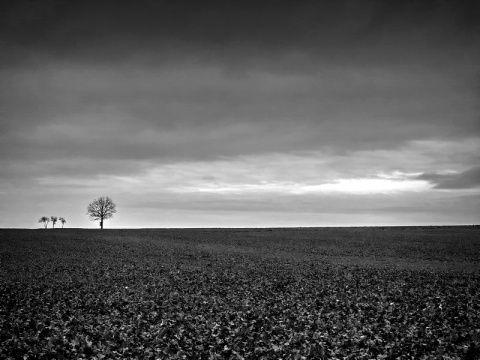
[1,0,479,228]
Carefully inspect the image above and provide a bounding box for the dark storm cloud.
[1,0,478,166]
[0,58,478,166]
[417,166,480,189]
[1,0,479,65]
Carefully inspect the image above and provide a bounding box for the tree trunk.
[100,220,103,229]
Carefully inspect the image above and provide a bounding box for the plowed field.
[1,227,479,359]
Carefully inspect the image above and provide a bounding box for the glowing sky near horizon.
[0,0,479,228]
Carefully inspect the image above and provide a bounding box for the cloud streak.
[417,166,480,190]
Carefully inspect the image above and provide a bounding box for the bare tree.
[51,216,58,229]
[59,217,66,228]
[87,196,116,229]
[38,216,49,229]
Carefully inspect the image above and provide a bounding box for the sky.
[1,0,479,228]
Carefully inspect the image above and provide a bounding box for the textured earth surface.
[1,227,479,359]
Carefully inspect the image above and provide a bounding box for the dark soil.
[1,227,479,359]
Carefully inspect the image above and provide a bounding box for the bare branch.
[38,216,49,229]
[86,196,117,229]
[50,216,58,229]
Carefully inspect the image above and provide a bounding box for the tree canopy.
[50,216,58,229]
[38,216,49,229]
[87,196,116,229]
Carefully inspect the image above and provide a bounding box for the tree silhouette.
[50,216,58,229]
[87,196,116,229]
[38,216,49,229]
[59,217,66,228]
